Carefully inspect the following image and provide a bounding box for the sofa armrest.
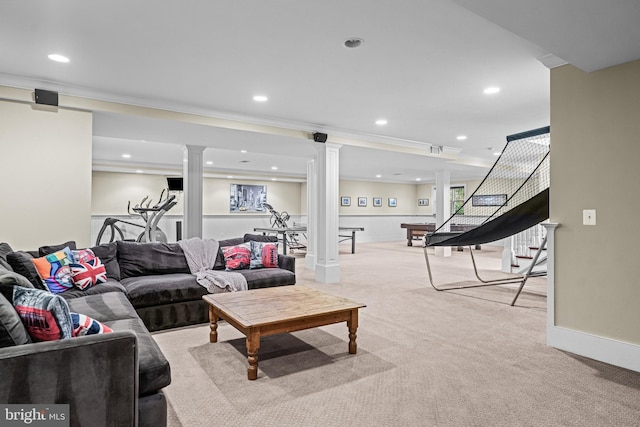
[0,331,138,426]
[278,254,296,273]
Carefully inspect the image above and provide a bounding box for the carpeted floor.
[153,241,640,427]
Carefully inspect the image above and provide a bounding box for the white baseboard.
[547,325,640,373]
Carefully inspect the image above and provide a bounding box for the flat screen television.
[167,177,183,191]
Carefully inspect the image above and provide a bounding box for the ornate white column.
[305,158,317,270]
[182,145,205,239]
[435,170,451,257]
[315,142,341,283]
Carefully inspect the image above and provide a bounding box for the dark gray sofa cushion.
[103,317,171,395]
[0,331,138,426]
[121,274,207,308]
[60,278,126,300]
[38,240,77,257]
[237,268,296,289]
[66,292,171,396]
[6,251,44,289]
[136,299,209,332]
[66,291,140,323]
[243,233,278,243]
[0,292,31,347]
[0,243,13,271]
[0,264,35,289]
[117,241,189,279]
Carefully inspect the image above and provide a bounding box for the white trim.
[547,326,640,373]
[543,222,640,373]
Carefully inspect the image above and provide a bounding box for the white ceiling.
[1,1,638,184]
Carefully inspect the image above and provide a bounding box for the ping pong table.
[253,226,365,255]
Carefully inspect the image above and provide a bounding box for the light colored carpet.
[153,241,640,427]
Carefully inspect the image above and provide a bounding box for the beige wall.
[551,60,640,344]
[339,180,418,215]
[92,171,301,216]
[0,100,93,249]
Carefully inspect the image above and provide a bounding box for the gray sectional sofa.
[0,234,296,427]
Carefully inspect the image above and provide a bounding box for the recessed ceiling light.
[205,161,213,165]
[344,38,364,48]
[375,119,388,126]
[271,166,278,170]
[484,87,501,95]
[240,150,247,154]
[227,175,233,179]
[416,178,422,181]
[494,152,502,156]
[271,178,277,181]
[121,154,131,159]
[376,174,382,178]
[253,95,268,102]
[136,170,143,174]
[456,135,467,140]
[48,54,69,63]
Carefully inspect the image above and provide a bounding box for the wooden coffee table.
[202,285,366,380]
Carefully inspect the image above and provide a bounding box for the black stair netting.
[426,126,550,247]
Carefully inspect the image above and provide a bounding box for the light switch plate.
[583,209,596,226]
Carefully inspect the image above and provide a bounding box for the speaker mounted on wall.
[313,132,328,143]
[34,89,59,107]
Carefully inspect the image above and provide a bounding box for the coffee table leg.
[209,306,218,343]
[347,309,359,354]
[246,330,261,380]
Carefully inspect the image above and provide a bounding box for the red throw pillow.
[249,241,278,269]
[222,243,251,270]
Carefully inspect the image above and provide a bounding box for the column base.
[305,254,317,270]
[435,247,452,257]
[315,262,340,283]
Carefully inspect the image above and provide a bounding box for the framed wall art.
[230,184,267,212]
[358,197,367,207]
[373,197,382,207]
[388,198,397,207]
[341,196,351,206]
[471,194,507,207]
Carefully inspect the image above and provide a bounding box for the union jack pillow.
[70,257,108,290]
[70,312,113,336]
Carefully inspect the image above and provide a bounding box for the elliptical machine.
[95,190,177,245]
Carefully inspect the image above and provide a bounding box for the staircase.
[502,224,547,274]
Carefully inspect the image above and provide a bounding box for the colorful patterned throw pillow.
[70,258,108,290]
[10,286,73,341]
[70,312,113,336]
[31,247,74,294]
[249,241,279,269]
[222,243,251,270]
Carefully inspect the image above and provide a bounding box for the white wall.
[0,99,93,249]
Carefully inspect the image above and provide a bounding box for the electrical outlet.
[583,209,596,226]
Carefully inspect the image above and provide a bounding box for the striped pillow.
[70,312,112,336]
